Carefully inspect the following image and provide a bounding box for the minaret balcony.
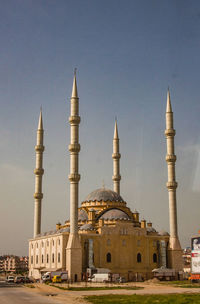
[165,129,176,137]
[112,152,121,159]
[166,181,178,190]
[68,143,80,153]
[34,193,43,199]
[112,174,121,181]
[34,168,44,175]
[68,173,81,182]
[35,145,45,152]
[166,154,176,162]
[69,116,81,125]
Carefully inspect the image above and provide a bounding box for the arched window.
[106,252,111,263]
[58,253,60,263]
[153,253,157,263]
[107,239,111,246]
[42,254,44,263]
[137,253,141,263]
[36,255,38,264]
[47,254,49,263]
[52,253,54,263]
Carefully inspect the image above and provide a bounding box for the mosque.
[29,73,183,281]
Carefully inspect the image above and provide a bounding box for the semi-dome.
[84,188,124,202]
[78,209,88,221]
[99,208,130,220]
[79,223,94,231]
[159,230,169,236]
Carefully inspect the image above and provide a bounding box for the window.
[42,241,44,248]
[107,239,111,246]
[137,253,141,263]
[52,240,54,246]
[52,253,54,263]
[153,253,157,263]
[106,252,111,263]
[122,239,126,246]
[31,244,33,249]
[36,255,38,264]
[58,253,60,263]
[42,254,44,263]
[47,254,49,263]
[120,228,127,235]
[47,240,49,247]
[31,256,33,264]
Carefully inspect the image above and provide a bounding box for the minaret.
[66,71,82,282]
[165,89,182,271]
[112,119,121,194]
[33,110,44,238]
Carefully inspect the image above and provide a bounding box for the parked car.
[7,276,15,283]
[24,276,31,283]
[52,275,62,283]
[15,276,24,284]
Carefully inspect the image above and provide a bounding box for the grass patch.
[49,284,143,291]
[159,280,200,288]
[85,294,200,304]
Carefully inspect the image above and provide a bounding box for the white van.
[88,273,111,283]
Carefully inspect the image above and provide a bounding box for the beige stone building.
[29,74,182,281]
[0,256,28,273]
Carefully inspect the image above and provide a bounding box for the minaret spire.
[165,89,182,270]
[112,118,121,194]
[33,110,44,238]
[66,71,82,282]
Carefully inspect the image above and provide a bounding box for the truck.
[190,235,200,282]
[42,271,68,282]
[88,273,111,283]
[152,267,176,281]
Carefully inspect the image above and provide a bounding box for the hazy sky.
[1,0,200,256]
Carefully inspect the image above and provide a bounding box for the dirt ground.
[23,282,200,304]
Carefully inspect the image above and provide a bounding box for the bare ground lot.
[23,282,200,304]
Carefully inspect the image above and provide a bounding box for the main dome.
[84,188,124,202]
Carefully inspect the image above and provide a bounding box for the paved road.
[0,283,63,304]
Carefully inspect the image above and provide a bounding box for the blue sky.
[1,0,200,255]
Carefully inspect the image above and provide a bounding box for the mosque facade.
[29,74,183,281]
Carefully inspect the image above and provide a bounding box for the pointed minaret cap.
[166,88,172,113]
[114,118,119,139]
[71,68,78,98]
[38,108,43,130]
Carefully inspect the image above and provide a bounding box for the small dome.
[147,227,157,233]
[80,224,94,231]
[99,208,130,220]
[57,227,70,233]
[159,230,169,236]
[78,209,88,221]
[84,188,124,202]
